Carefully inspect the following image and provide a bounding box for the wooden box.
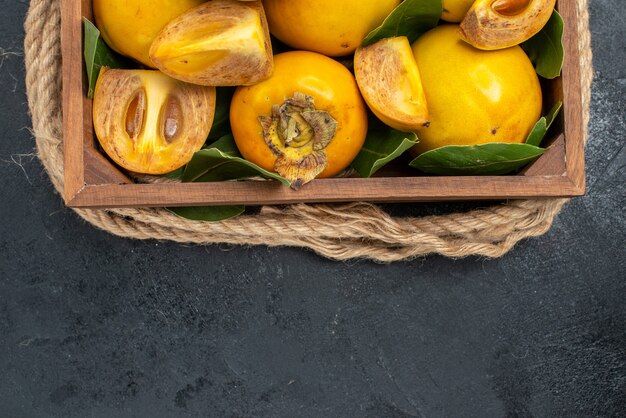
[61,0,585,208]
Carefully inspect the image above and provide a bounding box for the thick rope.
[23,0,592,262]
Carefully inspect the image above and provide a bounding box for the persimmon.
[93,0,205,67]
[441,0,475,22]
[230,51,368,189]
[460,0,557,50]
[262,0,400,56]
[355,36,429,132]
[149,0,273,86]
[411,25,542,153]
[93,69,216,174]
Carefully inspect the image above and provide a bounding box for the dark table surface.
[1,1,624,417]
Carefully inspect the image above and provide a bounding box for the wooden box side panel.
[62,0,86,202]
[62,0,132,204]
[559,0,586,193]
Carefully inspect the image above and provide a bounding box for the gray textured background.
[0,0,624,417]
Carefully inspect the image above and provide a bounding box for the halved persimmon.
[149,0,273,86]
[355,36,429,132]
[92,69,216,174]
[460,0,557,50]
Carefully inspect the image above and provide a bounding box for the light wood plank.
[62,0,86,203]
[68,176,584,208]
[522,134,566,177]
[559,0,587,195]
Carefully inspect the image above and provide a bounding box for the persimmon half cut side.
[92,69,216,175]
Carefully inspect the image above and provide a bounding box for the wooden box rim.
[62,0,585,209]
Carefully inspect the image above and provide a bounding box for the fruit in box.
[92,69,216,174]
[442,0,476,22]
[460,0,557,50]
[354,36,429,132]
[93,0,205,67]
[149,0,273,86]
[230,51,368,189]
[262,0,400,56]
[411,25,542,153]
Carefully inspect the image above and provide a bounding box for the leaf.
[526,101,563,147]
[208,87,235,141]
[183,135,290,186]
[83,18,128,98]
[409,143,545,175]
[161,167,185,180]
[363,0,442,46]
[204,133,240,156]
[521,10,564,79]
[166,205,245,222]
[352,129,418,178]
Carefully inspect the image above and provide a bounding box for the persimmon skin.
[262,0,400,56]
[441,0,475,22]
[230,51,368,179]
[93,0,205,67]
[411,25,542,154]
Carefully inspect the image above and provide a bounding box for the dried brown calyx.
[258,92,337,190]
[459,0,557,50]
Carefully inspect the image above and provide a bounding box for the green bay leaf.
[521,10,564,79]
[362,0,442,46]
[183,135,290,186]
[526,101,563,147]
[352,129,418,178]
[166,205,245,222]
[83,18,128,98]
[409,143,546,175]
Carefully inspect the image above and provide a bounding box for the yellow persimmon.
[149,0,273,86]
[411,25,542,153]
[460,0,557,50]
[262,0,400,56]
[93,0,205,67]
[442,0,476,22]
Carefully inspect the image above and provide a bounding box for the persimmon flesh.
[92,69,216,175]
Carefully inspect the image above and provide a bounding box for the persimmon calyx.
[258,92,337,190]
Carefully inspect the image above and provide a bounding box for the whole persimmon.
[262,0,400,56]
[411,25,542,154]
[230,51,368,189]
